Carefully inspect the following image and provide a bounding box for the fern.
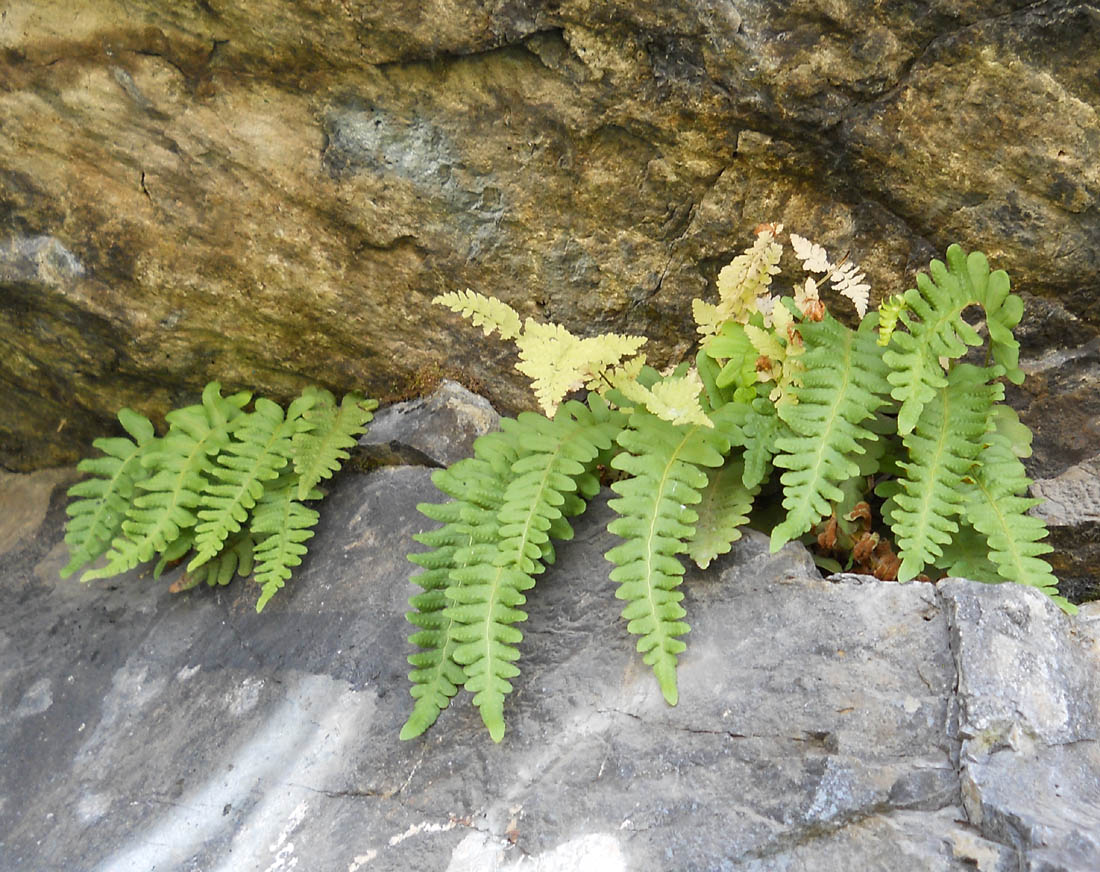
[252,476,322,612]
[292,388,378,499]
[687,458,758,570]
[770,313,891,551]
[409,230,1070,741]
[403,445,514,740]
[605,408,731,704]
[83,383,251,580]
[959,431,1072,611]
[402,396,620,741]
[890,364,1003,580]
[188,395,310,571]
[65,382,374,611]
[883,244,1025,435]
[61,408,156,577]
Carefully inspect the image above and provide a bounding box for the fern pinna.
[408,230,1069,742]
[63,383,376,612]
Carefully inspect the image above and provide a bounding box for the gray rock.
[1031,452,1100,603]
[2,459,1098,870]
[354,379,500,469]
[941,579,1100,871]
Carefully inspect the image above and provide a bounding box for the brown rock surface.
[2,3,1097,504]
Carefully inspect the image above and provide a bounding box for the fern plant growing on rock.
[403,225,1070,743]
[62,383,376,612]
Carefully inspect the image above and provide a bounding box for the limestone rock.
[1,0,1098,485]
[1030,453,1100,606]
[353,379,500,469]
[1,455,1098,869]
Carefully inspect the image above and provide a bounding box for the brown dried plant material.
[817,514,838,550]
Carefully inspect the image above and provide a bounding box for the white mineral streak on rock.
[91,674,374,872]
[445,832,625,872]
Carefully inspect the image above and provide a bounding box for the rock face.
[1,0,1099,485]
[2,398,1099,870]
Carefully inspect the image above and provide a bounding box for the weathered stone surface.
[354,379,500,469]
[942,578,1100,870]
[2,457,1098,870]
[1,0,1098,483]
[1029,451,1100,604]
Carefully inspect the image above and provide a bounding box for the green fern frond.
[958,431,1071,612]
[890,364,1003,580]
[251,477,322,612]
[951,246,1025,385]
[84,383,250,580]
[62,408,156,578]
[740,397,781,489]
[770,315,891,551]
[936,522,1001,583]
[687,458,758,569]
[453,399,618,740]
[434,289,523,340]
[703,320,759,400]
[402,395,622,741]
[188,396,310,572]
[292,388,377,499]
[605,410,730,704]
[883,245,1024,435]
[883,261,980,436]
[402,454,511,741]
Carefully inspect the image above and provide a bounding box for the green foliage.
[409,227,1069,742]
[769,311,891,551]
[606,409,732,703]
[402,396,622,741]
[63,383,375,612]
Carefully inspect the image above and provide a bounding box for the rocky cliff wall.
[2,1,1098,482]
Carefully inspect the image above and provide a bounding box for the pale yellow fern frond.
[831,261,870,318]
[617,371,712,428]
[516,320,645,416]
[697,228,783,335]
[588,354,645,394]
[790,233,830,273]
[433,289,522,340]
[692,299,723,337]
